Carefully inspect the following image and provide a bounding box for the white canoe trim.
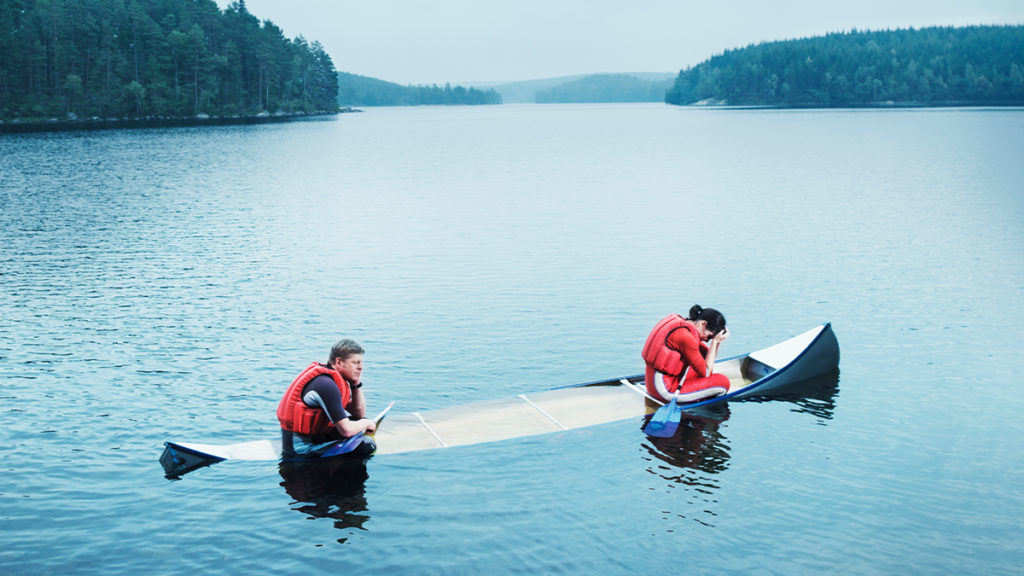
[620,378,665,405]
[748,324,826,369]
[169,438,281,461]
[518,394,568,430]
[413,411,449,448]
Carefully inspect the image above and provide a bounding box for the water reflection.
[640,404,730,527]
[644,403,732,475]
[278,457,371,542]
[640,370,841,526]
[744,369,842,424]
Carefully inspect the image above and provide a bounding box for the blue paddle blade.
[644,398,682,437]
[320,433,365,458]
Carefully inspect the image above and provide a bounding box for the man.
[277,339,377,456]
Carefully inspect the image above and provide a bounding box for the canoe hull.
[641,323,841,410]
[160,323,839,472]
[732,323,840,398]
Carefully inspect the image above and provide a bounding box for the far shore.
[4,101,1019,134]
[686,98,1024,109]
[0,108,361,134]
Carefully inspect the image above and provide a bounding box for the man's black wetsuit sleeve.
[301,375,351,423]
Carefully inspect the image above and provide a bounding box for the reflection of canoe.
[160,323,838,472]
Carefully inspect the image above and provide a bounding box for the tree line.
[534,74,670,103]
[0,0,339,122]
[666,25,1024,107]
[337,72,502,106]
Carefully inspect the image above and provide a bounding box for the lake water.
[1,103,1022,574]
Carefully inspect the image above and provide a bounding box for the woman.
[642,305,731,403]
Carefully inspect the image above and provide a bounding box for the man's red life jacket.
[641,314,701,379]
[276,363,352,436]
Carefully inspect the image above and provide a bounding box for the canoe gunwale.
[696,322,837,406]
[590,323,838,410]
[160,323,838,469]
[163,441,227,463]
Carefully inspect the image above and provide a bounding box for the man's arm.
[304,376,375,437]
[347,383,367,420]
[334,415,375,437]
[333,383,374,436]
[334,382,373,436]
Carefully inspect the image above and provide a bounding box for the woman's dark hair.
[688,305,726,335]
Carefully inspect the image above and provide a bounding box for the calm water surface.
[1,104,1022,574]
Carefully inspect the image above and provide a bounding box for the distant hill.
[534,73,673,103]
[337,73,501,106]
[485,75,588,103]
[667,25,1024,107]
[488,73,675,103]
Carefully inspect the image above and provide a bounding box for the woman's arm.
[703,328,729,376]
[674,329,708,377]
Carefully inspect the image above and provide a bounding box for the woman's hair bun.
[689,304,704,319]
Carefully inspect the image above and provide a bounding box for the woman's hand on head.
[713,327,729,344]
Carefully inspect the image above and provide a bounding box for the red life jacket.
[276,363,352,436]
[641,314,700,378]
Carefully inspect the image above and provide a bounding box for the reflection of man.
[276,339,377,457]
[279,458,370,534]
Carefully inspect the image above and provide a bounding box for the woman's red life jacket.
[276,363,352,436]
[641,314,700,378]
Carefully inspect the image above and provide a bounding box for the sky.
[217,0,1024,85]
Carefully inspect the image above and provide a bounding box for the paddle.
[643,398,682,437]
[320,401,395,458]
[321,432,369,457]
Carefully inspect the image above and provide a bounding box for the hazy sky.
[219,1,1024,85]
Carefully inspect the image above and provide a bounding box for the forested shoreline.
[337,72,502,106]
[0,0,339,125]
[533,74,670,103]
[4,5,1021,130]
[667,26,1024,107]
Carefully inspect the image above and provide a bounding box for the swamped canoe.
[160,323,838,473]
[674,321,840,404]
[160,403,393,476]
[373,382,650,454]
[373,322,839,452]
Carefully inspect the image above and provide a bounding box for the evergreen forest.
[0,0,339,122]
[337,72,502,106]
[666,26,1024,107]
[533,74,671,103]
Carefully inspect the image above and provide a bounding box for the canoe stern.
[733,323,840,398]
